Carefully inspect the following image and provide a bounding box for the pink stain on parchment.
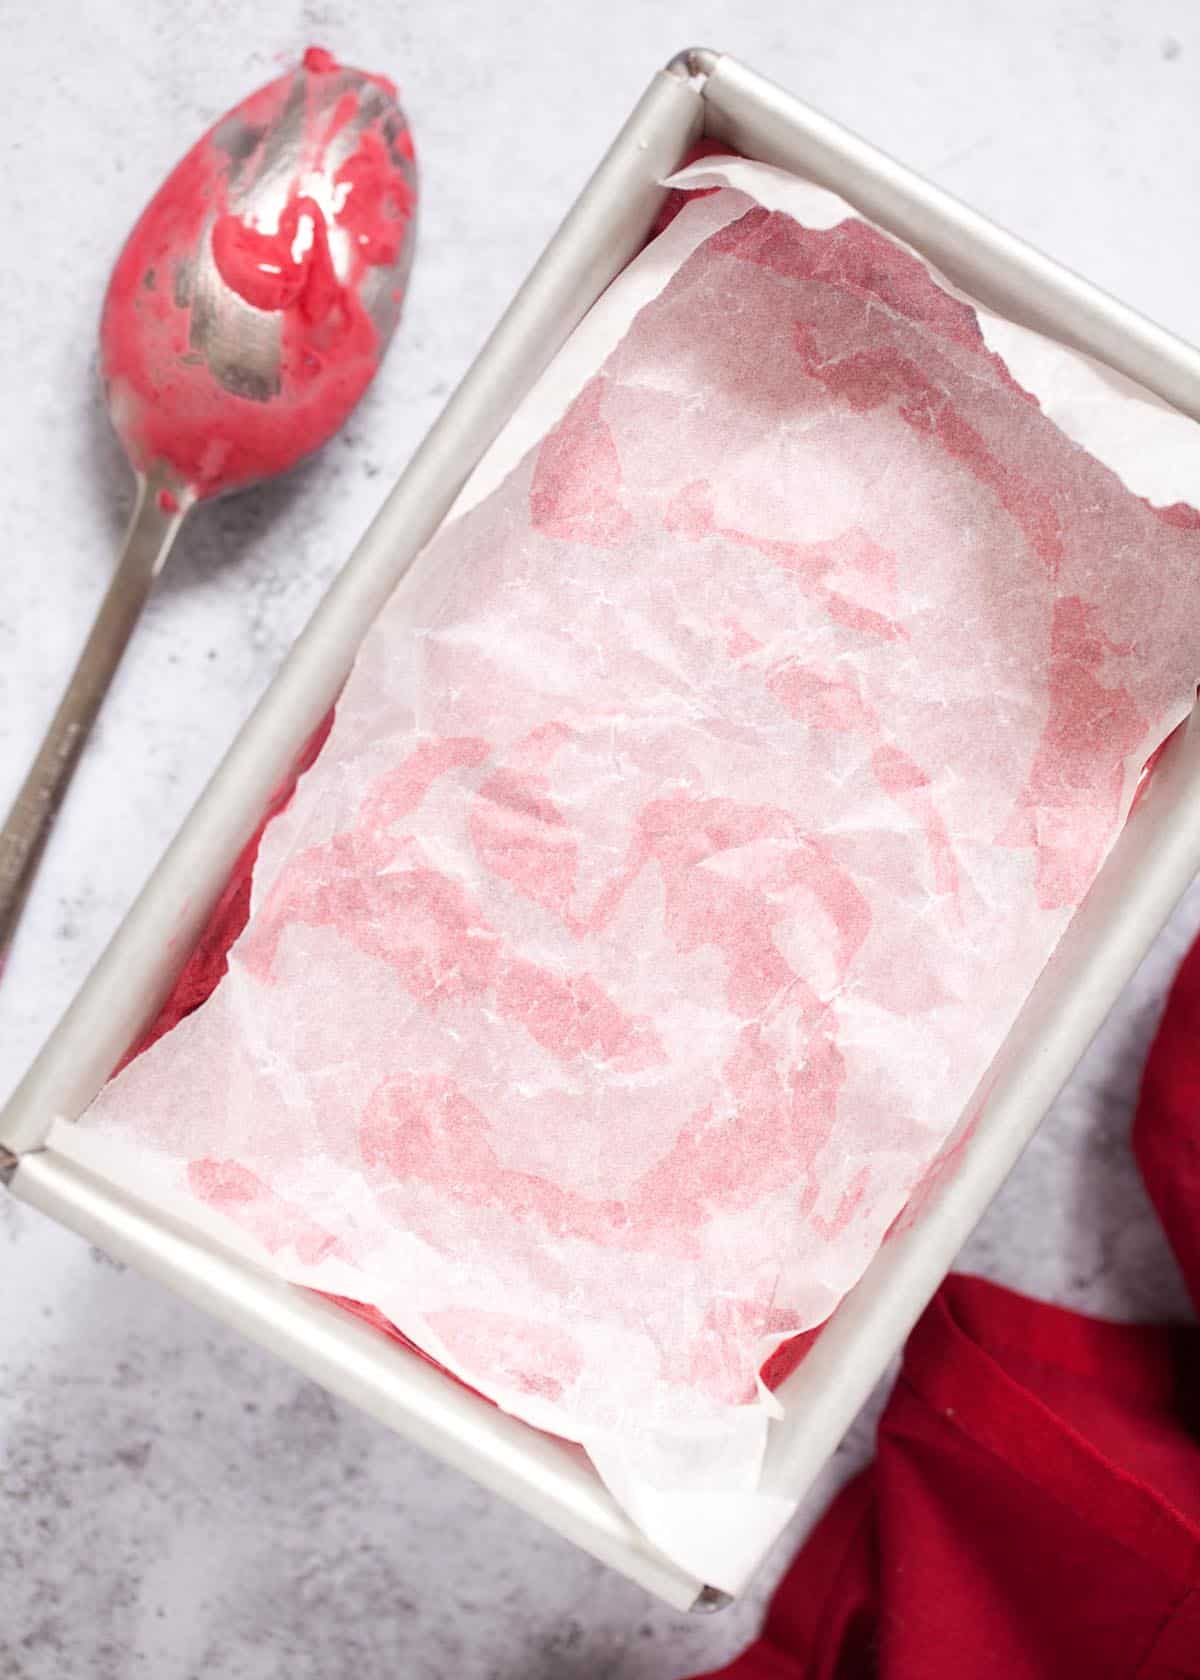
[529,377,633,546]
[1002,596,1148,908]
[624,1018,846,1238]
[91,192,1200,1443]
[811,1163,872,1245]
[666,480,906,644]
[244,736,664,1074]
[661,473,961,911]
[791,324,1065,573]
[359,735,490,831]
[468,724,580,925]
[873,743,962,909]
[764,657,961,913]
[724,619,763,660]
[358,1073,625,1243]
[588,792,872,1017]
[354,1016,844,1262]
[424,1308,584,1404]
[708,209,1026,387]
[335,777,878,1263]
[187,1157,340,1267]
[704,208,1064,574]
[767,660,877,731]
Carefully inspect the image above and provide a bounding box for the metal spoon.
[0,48,417,966]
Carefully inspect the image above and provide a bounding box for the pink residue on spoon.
[100,47,416,499]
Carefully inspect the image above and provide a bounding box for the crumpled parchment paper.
[69,160,1200,1587]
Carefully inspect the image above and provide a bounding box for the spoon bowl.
[102,46,416,501]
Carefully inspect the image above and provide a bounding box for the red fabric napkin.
[694,935,1200,1680]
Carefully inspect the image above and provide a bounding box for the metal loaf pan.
[5,50,1200,1610]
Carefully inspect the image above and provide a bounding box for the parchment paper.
[67,160,1200,1587]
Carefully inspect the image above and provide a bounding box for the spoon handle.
[0,475,188,968]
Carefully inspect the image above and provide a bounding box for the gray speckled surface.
[2,2,1199,1675]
